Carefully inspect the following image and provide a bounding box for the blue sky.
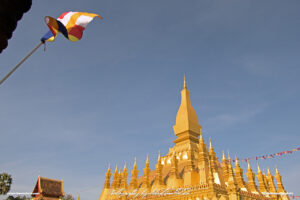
[1,0,300,199]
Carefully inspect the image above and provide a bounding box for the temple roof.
[32,176,64,198]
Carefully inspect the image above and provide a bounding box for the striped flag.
[41,11,102,42]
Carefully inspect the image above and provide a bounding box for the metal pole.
[0,41,43,86]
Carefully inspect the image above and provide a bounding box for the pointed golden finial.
[199,131,203,141]
[275,165,279,174]
[247,160,251,170]
[209,138,212,149]
[133,157,137,168]
[257,163,261,172]
[114,164,118,173]
[235,155,239,166]
[146,154,149,163]
[222,150,226,160]
[124,161,127,170]
[107,163,111,172]
[227,151,231,161]
[183,74,187,89]
[157,151,161,161]
[267,168,271,175]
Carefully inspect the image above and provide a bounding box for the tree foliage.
[0,173,12,195]
[6,195,30,200]
[63,194,75,200]
[0,0,32,53]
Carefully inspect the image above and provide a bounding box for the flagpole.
[0,41,44,86]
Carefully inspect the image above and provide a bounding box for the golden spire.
[183,74,187,89]
[227,152,231,161]
[142,154,151,190]
[114,164,118,173]
[144,154,150,174]
[208,138,218,175]
[266,168,278,196]
[247,160,251,170]
[104,164,112,189]
[133,157,137,169]
[257,163,261,173]
[222,150,229,183]
[173,76,201,137]
[107,164,111,173]
[262,170,270,191]
[120,161,128,189]
[275,166,288,196]
[235,155,239,167]
[123,161,127,171]
[199,132,207,153]
[129,157,139,190]
[227,153,238,190]
[153,151,164,188]
[157,151,161,162]
[234,155,247,190]
[111,165,119,189]
[146,154,149,164]
[267,168,271,176]
[275,166,279,174]
[209,138,213,150]
[222,151,226,161]
[256,163,268,193]
[246,160,259,193]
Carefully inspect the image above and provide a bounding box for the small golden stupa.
[99,77,289,200]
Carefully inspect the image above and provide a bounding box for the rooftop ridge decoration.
[99,77,290,200]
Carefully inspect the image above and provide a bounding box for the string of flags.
[232,146,300,163]
[290,196,300,199]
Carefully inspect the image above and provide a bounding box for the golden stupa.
[99,77,289,200]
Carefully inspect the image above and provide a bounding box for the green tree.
[0,173,12,195]
[6,195,30,200]
[62,194,75,200]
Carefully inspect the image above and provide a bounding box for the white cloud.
[204,104,267,130]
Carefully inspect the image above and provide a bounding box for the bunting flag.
[230,146,300,163]
[290,196,300,199]
[41,11,102,42]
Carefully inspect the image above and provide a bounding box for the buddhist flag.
[41,11,102,42]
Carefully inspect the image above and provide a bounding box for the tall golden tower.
[173,76,202,153]
[99,77,290,200]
